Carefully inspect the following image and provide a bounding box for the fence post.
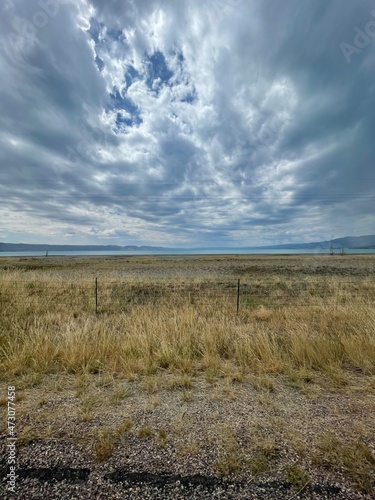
[95,277,98,314]
[236,278,240,314]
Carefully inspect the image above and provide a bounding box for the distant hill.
[326,235,375,249]
[194,235,375,251]
[0,243,168,252]
[0,234,374,252]
[265,234,375,250]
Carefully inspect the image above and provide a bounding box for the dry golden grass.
[92,429,116,462]
[0,257,375,382]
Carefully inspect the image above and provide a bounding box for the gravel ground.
[1,373,374,499]
[0,467,356,499]
[0,446,371,499]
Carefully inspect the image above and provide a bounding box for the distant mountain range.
[0,234,374,252]
[253,234,375,250]
[0,243,168,252]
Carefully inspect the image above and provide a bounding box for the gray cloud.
[0,0,374,246]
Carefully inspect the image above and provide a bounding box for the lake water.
[1,248,375,257]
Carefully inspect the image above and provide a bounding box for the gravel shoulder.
[1,372,375,499]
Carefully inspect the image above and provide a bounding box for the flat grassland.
[0,254,375,499]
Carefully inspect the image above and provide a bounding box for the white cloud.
[0,0,374,246]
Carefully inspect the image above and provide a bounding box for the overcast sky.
[0,0,374,247]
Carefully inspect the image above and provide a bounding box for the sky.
[0,0,374,248]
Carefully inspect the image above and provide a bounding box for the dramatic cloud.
[0,0,374,246]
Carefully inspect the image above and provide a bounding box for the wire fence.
[0,277,374,315]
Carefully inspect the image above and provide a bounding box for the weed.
[251,376,275,392]
[80,394,94,422]
[146,394,161,411]
[252,306,272,321]
[326,368,349,387]
[19,372,43,389]
[368,377,375,392]
[285,464,310,489]
[138,426,153,439]
[168,374,192,391]
[205,368,218,385]
[181,390,193,402]
[75,373,90,397]
[172,413,188,435]
[116,418,133,437]
[258,439,280,459]
[93,430,115,462]
[95,373,114,388]
[110,384,131,405]
[87,359,103,374]
[216,447,242,476]
[18,425,38,446]
[177,441,201,456]
[141,376,160,394]
[248,453,270,475]
[313,433,375,492]
[157,428,168,447]
[215,426,243,476]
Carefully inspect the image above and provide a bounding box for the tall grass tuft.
[1,272,374,379]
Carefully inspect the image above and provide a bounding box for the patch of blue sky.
[89,20,124,47]
[124,65,140,89]
[181,88,197,104]
[109,88,143,131]
[107,28,123,42]
[168,49,197,104]
[88,18,104,44]
[95,56,104,72]
[175,50,184,63]
[146,51,174,94]
[115,110,142,130]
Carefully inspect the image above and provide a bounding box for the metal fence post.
[237,278,240,314]
[95,278,98,314]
